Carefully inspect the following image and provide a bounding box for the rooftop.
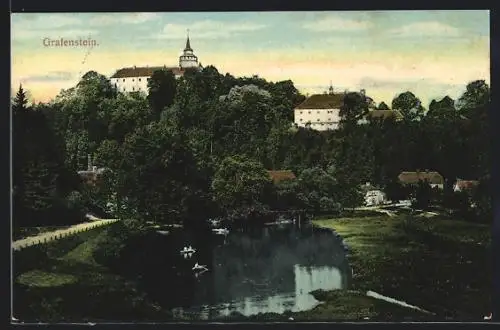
[398,171,444,185]
[454,179,479,190]
[267,170,296,184]
[111,66,184,79]
[366,110,404,121]
[295,93,345,109]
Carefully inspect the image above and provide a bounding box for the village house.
[294,85,380,131]
[267,170,296,184]
[110,34,201,94]
[453,179,480,192]
[398,170,445,189]
[360,182,387,206]
[293,86,344,131]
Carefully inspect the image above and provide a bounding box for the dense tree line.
[12,64,491,229]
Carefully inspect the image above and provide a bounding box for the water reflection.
[138,223,351,319]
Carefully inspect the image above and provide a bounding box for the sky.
[11,11,490,107]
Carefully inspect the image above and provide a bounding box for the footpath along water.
[12,219,119,251]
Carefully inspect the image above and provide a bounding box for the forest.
[12,65,492,231]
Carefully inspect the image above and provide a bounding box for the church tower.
[179,31,199,69]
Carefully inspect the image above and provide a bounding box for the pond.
[123,222,351,320]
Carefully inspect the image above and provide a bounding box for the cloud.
[20,71,76,83]
[302,17,372,31]
[12,14,82,30]
[153,20,267,39]
[12,28,98,40]
[12,13,158,41]
[88,13,159,26]
[387,22,462,38]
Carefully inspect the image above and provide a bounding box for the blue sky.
[11,11,490,106]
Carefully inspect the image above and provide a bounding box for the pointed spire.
[184,29,192,51]
[328,81,334,95]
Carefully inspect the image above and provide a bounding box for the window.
[138,78,141,82]
[132,79,135,82]
[317,119,320,121]
[300,118,303,122]
[123,79,125,82]
[308,111,311,114]
[300,111,303,114]
[132,87,135,91]
[317,111,320,114]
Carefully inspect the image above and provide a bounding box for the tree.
[12,84,28,114]
[413,180,432,210]
[115,120,210,226]
[147,69,177,118]
[211,155,273,218]
[378,101,390,110]
[13,87,70,227]
[456,80,490,111]
[77,71,117,100]
[340,92,369,126]
[427,96,456,119]
[391,91,425,121]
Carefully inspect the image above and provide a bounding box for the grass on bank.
[13,226,169,323]
[311,213,491,321]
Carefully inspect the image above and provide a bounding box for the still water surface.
[132,223,351,319]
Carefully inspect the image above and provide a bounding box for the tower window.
[123,79,125,82]
[132,87,135,91]
[308,111,311,114]
[139,78,141,82]
[132,79,135,82]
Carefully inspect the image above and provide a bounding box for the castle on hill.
[110,34,201,93]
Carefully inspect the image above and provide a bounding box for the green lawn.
[311,213,491,321]
[13,226,169,323]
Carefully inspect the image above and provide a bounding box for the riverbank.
[311,213,491,321]
[13,226,170,322]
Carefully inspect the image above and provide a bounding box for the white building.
[110,35,201,94]
[294,86,378,131]
[365,190,386,206]
[294,86,343,131]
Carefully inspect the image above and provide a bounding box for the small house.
[267,170,296,184]
[358,109,404,124]
[365,190,386,206]
[453,179,479,192]
[398,170,444,190]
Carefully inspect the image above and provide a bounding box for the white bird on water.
[180,245,196,254]
[212,228,229,235]
[193,262,208,272]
